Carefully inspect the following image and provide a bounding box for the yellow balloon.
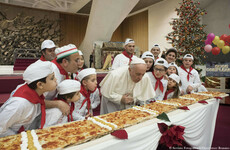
[222,46,230,54]
[213,36,220,45]
[217,40,225,48]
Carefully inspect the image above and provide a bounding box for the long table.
[65,98,220,150]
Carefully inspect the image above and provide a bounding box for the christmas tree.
[166,0,207,65]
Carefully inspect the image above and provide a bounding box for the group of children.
[0,41,206,137]
[0,48,100,137]
[142,44,206,101]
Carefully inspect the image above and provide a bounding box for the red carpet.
[212,104,230,147]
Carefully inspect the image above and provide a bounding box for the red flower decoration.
[111,129,128,139]
[215,97,223,100]
[158,123,185,147]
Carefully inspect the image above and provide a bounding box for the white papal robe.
[100,66,155,114]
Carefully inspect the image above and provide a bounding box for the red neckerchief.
[163,89,174,100]
[152,72,164,93]
[40,55,47,61]
[122,51,133,64]
[52,58,69,79]
[54,98,75,122]
[13,84,46,129]
[79,85,96,114]
[180,65,193,81]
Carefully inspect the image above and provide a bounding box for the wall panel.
[111,10,148,53]
[59,14,88,48]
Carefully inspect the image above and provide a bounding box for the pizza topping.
[155,100,182,107]
[20,130,42,150]
[20,131,28,150]
[193,92,213,97]
[88,117,117,131]
[31,130,42,150]
[133,106,159,116]
[179,96,196,101]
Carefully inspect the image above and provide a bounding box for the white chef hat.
[55,44,78,60]
[183,54,194,60]
[23,61,54,84]
[78,68,96,82]
[41,40,56,50]
[124,38,135,46]
[78,50,83,56]
[151,43,160,49]
[154,58,169,68]
[141,51,154,61]
[168,62,178,70]
[130,57,146,65]
[169,73,180,84]
[57,79,81,95]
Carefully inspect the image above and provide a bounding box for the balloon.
[212,47,220,55]
[217,40,225,48]
[220,34,228,41]
[204,44,212,53]
[225,41,230,46]
[226,35,230,43]
[212,36,220,45]
[205,39,212,45]
[207,33,215,41]
[222,46,230,54]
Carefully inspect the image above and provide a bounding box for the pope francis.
[100,57,155,114]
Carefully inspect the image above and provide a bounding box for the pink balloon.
[205,39,212,45]
[204,44,212,53]
[207,33,215,41]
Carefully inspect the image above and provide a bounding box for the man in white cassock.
[100,58,155,114]
[111,38,138,70]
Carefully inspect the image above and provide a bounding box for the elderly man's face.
[125,43,135,55]
[129,64,147,83]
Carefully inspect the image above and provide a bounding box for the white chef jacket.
[0,84,41,137]
[111,53,138,70]
[178,67,201,94]
[73,88,100,120]
[147,72,168,101]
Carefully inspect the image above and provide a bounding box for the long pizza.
[179,93,212,101]
[198,91,227,97]
[0,91,227,149]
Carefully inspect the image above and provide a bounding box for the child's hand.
[57,100,70,116]
[85,113,93,119]
[180,90,185,95]
[186,85,193,93]
[163,75,169,80]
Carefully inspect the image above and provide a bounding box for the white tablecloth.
[66,98,220,150]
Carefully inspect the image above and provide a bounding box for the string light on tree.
[166,0,207,64]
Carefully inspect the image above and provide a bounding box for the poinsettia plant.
[158,123,185,148]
